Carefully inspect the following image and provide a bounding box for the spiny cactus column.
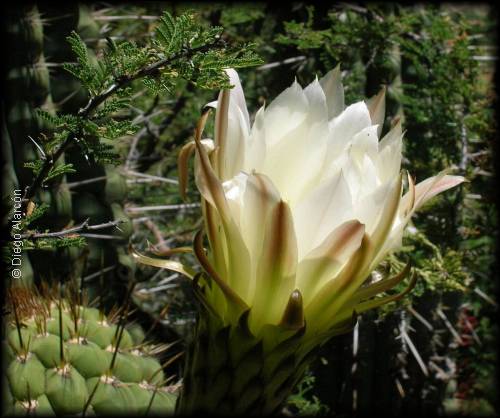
[1,114,34,285]
[4,4,73,230]
[3,285,177,416]
[4,4,74,281]
[4,4,51,188]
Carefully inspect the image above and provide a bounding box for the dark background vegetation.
[1,2,497,416]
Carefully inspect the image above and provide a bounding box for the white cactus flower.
[140,67,464,343]
[182,67,464,338]
[132,66,466,415]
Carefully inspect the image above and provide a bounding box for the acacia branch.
[22,37,225,207]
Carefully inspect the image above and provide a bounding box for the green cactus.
[3,4,79,284]
[2,286,178,416]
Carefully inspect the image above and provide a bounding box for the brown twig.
[144,219,170,253]
[21,219,124,240]
[79,233,126,240]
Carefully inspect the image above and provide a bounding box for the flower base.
[176,310,317,415]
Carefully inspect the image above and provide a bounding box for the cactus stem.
[108,334,123,374]
[21,398,38,413]
[21,381,38,413]
[112,281,136,342]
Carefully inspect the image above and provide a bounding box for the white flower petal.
[222,172,249,224]
[260,118,328,206]
[375,119,403,183]
[293,170,353,259]
[410,174,465,211]
[323,101,372,175]
[350,125,379,162]
[251,200,298,328]
[240,173,282,302]
[223,106,248,179]
[319,65,345,119]
[365,87,386,137]
[226,68,250,133]
[296,220,365,303]
[244,105,267,172]
[304,76,328,122]
[264,80,308,146]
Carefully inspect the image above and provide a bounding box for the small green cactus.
[2,286,178,416]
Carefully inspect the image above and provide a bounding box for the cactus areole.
[134,67,464,415]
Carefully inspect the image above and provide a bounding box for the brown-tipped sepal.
[279,289,304,331]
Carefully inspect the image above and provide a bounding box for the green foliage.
[62,11,262,97]
[286,371,329,415]
[24,154,77,184]
[23,236,87,250]
[154,11,221,54]
[146,11,262,93]
[396,9,478,177]
[276,6,329,50]
[30,10,261,166]
[22,203,50,229]
[63,32,100,95]
[220,4,265,27]
[387,229,469,296]
[45,163,77,183]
